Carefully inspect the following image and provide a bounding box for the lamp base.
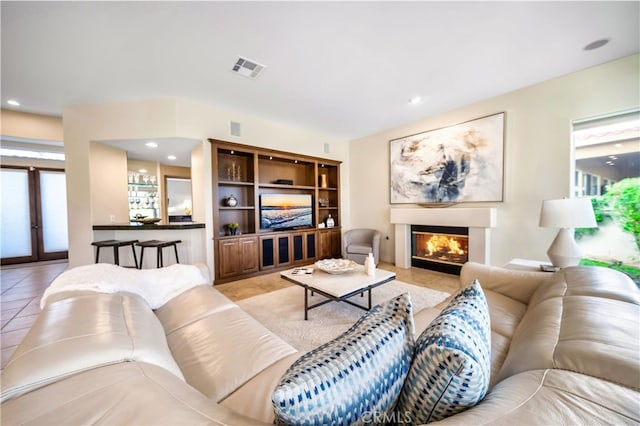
[547,228,583,269]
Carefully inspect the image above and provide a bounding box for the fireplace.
[411,225,469,274]
[390,207,496,270]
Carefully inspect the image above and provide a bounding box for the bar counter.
[92,222,207,269]
[92,222,205,231]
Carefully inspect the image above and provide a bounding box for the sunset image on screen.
[260,194,313,230]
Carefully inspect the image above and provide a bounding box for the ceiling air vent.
[232,56,266,79]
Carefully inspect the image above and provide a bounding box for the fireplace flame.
[426,235,465,256]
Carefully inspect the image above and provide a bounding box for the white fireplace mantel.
[390,207,496,268]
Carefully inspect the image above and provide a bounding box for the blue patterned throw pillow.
[396,280,491,424]
[272,293,415,426]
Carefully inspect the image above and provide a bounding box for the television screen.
[260,193,313,230]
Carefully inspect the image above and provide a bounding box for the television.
[260,193,313,231]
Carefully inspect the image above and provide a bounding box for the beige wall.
[190,144,206,224]
[1,109,63,141]
[350,54,640,267]
[63,98,349,270]
[1,109,65,168]
[89,142,129,224]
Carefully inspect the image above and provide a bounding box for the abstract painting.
[390,112,504,204]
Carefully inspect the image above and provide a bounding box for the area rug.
[237,281,449,352]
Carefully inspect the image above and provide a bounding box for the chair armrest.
[460,262,549,305]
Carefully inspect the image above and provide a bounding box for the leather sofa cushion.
[460,262,548,304]
[163,287,297,402]
[1,292,184,403]
[221,353,301,424]
[432,369,640,425]
[1,362,261,425]
[155,284,236,334]
[497,266,640,390]
[483,289,527,388]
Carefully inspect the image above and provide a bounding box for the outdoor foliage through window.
[572,109,639,284]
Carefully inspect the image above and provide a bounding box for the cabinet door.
[260,236,276,270]
[261,233,292,269]
[276,234,291,266]
[306,232,317,259]
[318,229,341,259]
[330,228,342,258]
[292,233,305,262]
[293,231,317,263]
[318,230,331,259]
[239,236,259,274]
[217,239,239,279]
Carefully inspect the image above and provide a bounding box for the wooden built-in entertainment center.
[210,140,342,283]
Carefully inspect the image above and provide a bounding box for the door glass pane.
[0,169,32,258]
[40,171,68,252]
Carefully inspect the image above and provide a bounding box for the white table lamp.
[539,198,597,268]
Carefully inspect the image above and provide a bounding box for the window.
[572,109,639,282]
[0,147,64,161]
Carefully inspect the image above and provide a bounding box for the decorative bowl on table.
[132,217,162,225]
[314,258,358,275]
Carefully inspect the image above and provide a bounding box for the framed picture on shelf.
[389,112,505,204]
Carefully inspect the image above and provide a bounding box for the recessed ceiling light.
[145,141,158,148]
[167,155,177,160]
[408,96,422,106]
[7,99,20,106]
[583,38,610,51]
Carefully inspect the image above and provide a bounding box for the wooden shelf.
[220,206,255,210]
[210,139,342,283]
[219,180,255,186]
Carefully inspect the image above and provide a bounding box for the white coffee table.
[280,264,396,320]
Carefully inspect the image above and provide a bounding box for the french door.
[1,166,68,264]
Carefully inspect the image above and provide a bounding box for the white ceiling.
[1,1,639,141]
[99,137,201,167]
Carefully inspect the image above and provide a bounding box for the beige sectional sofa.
[1,262,639,425]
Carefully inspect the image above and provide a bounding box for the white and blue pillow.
[272,293,415,426]
[395,280,491,424]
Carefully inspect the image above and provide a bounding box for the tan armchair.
[343,229,381,265]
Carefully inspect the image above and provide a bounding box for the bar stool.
[91,239,139,268]
[136,240,182,269]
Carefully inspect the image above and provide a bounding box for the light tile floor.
[1,260,69,370]
[0,260,460,370]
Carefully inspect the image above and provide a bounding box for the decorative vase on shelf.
[227,223,239,236]
[225,195,238,207]
[326,214,335,228]
[319,174,328,188]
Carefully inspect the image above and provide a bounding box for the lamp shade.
[539,198,597,229]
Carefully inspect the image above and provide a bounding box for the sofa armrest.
[2,292,184,403]
[460,262,549,305]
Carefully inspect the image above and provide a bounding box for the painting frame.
[389,112,505,205]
